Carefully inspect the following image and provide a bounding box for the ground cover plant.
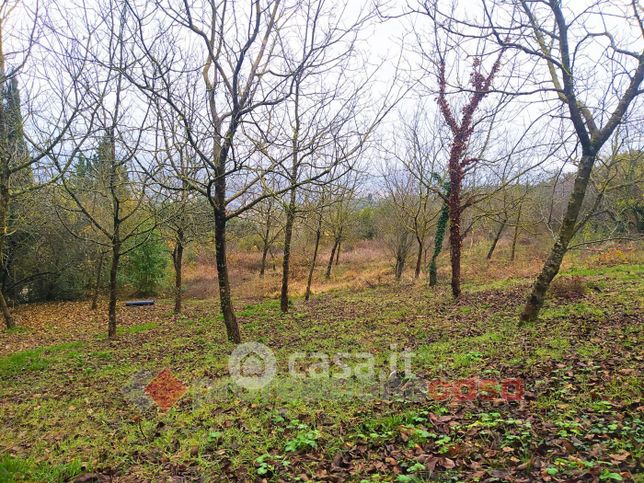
[1,0,643,481]
[1,247,642,481]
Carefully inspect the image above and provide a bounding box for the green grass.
[0,260,641,480]
[0,455,84,482]
[560,263,643,279]
[0,342,84,378]
[117,322,159,335]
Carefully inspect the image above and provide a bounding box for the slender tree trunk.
[486,219,506,260]
[210,118,242,343]
[305,217,322,302]
[448,171,462,298]
[325,238,339,279]
[510,204,522,262]
[259,240,269,277]
[395,250,405,281]
[520,154,595,322]
[0,185,15,329]
[172,230,184,315]
[0,45,13,330]
[429,197,449,287]
[280,72,301,313]
[108,241,120,339]
[334,239,341,266]
[91,252,105,311]
[259,215,272,277]
[214,207,241,343]
[414,237,423,278]
[280,194,296,313]
[0,286,12,329]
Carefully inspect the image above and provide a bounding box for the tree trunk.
[91,252,104,311]
[280,71,301,313]
[280,192,296,313]
[520,154,595,322]
[486,219,506,260]
[259,243,268,277]
[448,172,462,298]
[429,198,449,287]
[259,225,270,277]
[510,204,522,262]
[0,198,14,329]
[0,166,14,329]
[214,207,241,343]
[325,238,339,279]
[334,239,341,266]
[414,238,423,278]
[0,49,14,330]
[395,251,405,281]
[107,241,120,339]
[0,288,13,329]
[172,231,184,315]
[305,217,322,301]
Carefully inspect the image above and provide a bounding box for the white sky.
[6,0,644,188]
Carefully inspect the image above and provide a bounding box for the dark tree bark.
[107,128,121,340]
[259,213,272,277]
[414,237,423,278]
[0,58,14,329]
[0,188,14,329]
[211,114,242,342]
[395,245,406,281]
[518,1,644,322]
[325,237,339,279]
[429,183,449,287]
[334,239,341,266]
[521,153,595,321]
[91,252,105,311]
[172,229,185,315]
[510,204,522,262]
[437,53,504,298]
[214,205,240,343]
[280,198,296,312]
[447,180,463,297]
[280,76,301,313]
[486,219,506,260]
[305,216,322,301]
[108,240,120,339]
[259,242,269,277]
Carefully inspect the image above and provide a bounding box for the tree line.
[0,0,642,340]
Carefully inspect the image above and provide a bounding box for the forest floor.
[0,251,642,482]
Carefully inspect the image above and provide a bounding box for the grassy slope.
[0,262,642,482]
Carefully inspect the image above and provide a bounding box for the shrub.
[550,276,586,301]
[121,229,169,295]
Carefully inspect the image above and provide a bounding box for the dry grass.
[182,239,643,303]
[183,239,393,301]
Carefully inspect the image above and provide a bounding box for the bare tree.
[324,181,357,279]
[245,193,283,277]
[53,0,160,338]
[477,0,644,320]
[153,111,211,315]
[123,0,402,341]
[0,1,87,329]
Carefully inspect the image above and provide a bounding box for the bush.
[121,229,169,295]
[550,276,586,301]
